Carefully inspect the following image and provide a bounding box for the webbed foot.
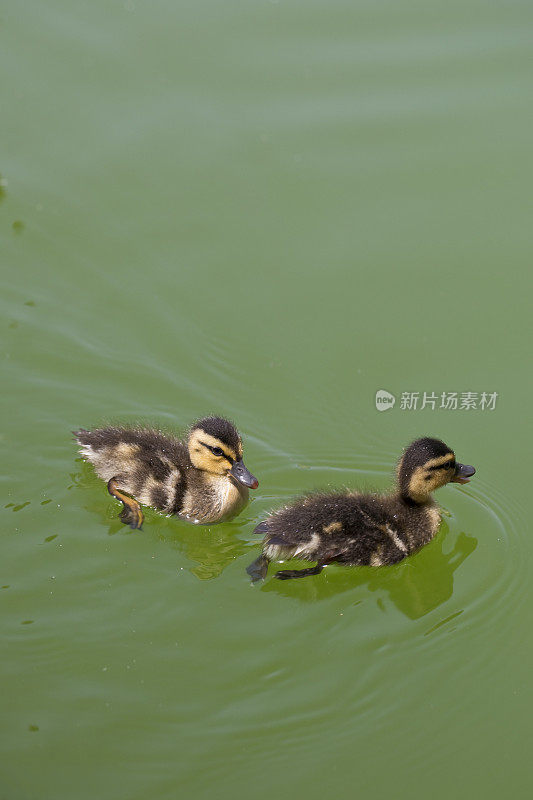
[108,478,144,530]
[119,503,144,530]
[246,554,270,582]
[275,564,324,580]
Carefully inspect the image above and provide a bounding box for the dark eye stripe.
[428,460,455,472]
[199,441,234,463]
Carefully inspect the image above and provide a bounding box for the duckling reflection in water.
[262,531,478,619]
[74,417,258,529]
[248,438,475,581]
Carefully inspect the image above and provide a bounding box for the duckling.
[74,416,258,529]
[247,437,475,581]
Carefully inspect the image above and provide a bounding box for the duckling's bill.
[230,460,259,489]
[451,463,476,484]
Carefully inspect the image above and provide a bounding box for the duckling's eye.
[210,446,224,457]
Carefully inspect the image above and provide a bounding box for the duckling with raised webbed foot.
[74,416,258,529]
[247,437,474,581]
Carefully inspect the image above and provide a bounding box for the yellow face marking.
[189,430,236,461]
[397,454,454,482]
[407,466,443,500]
[425,455,454,470]
[407,458,454,501]
[323,521,343,534]
[188,430,237,475]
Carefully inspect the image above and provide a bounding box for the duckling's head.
[397,437,475,504]
[188,416,258,489]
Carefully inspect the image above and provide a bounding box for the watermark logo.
[375,389,396,411]
[375,390,498,411]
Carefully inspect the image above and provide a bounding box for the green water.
[2,1,532,797]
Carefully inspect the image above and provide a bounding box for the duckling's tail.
[246,554,269,583]
[253,521,270,535]
[73,429,101,464]
[72,428,128,482]
[73,429,95,458]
